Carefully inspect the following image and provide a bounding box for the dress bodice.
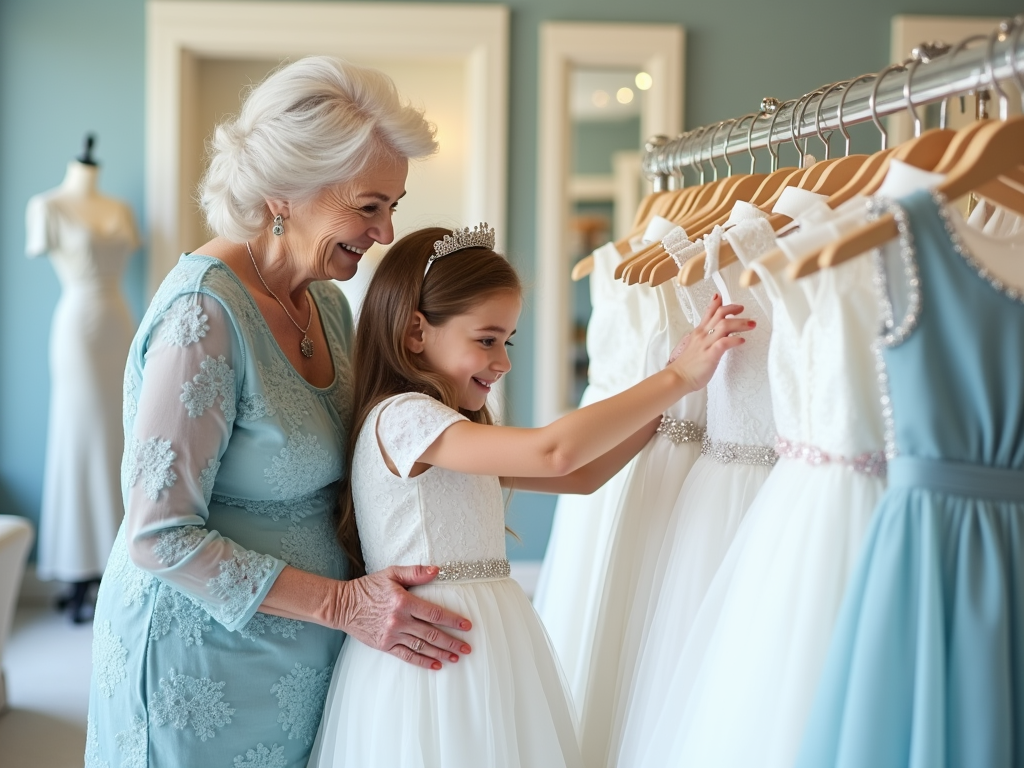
[586,242,660,397]
[878,190,1024,468]
[645,282,705,423]
[352,394,507,575]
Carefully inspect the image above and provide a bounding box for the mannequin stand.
[55,578,100,624]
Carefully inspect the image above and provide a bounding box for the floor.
[0,562,541,767]
[0,602,93,768]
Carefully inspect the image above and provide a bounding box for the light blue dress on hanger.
[86,254,354,768]
[796,189,1024,768]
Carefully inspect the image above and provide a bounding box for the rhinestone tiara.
[424,222,496,276]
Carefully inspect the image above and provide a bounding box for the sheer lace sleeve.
[124,292,285,632]
[376,393,467,478]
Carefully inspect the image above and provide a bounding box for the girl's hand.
[336,565,473,670]
[667,294,754,391]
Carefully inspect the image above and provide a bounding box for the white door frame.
[535,22,683,427]
[147,0,508,297]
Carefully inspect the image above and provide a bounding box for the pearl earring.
[272,215,285,236]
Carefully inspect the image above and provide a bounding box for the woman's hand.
[335,565,473,670]
[667,294,753,391]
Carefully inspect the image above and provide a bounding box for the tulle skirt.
[639,458,883,768]
[534,386,635,713]
[796,483,1024,768]
[310,578,582,768]
[615,455,772,767]
[577,437,702,768]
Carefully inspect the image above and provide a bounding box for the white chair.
[0,515,34,714]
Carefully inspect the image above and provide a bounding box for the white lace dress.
[534,240,657,712]
[577,275,706,767]
[310,393,582,768]
[615,208,780,767]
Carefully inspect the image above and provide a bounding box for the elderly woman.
[86,57,472,768]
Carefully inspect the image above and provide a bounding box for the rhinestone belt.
[435,558,511,582]
[657,416,706,445]
[775,437,887,478]
[701,435,778,467]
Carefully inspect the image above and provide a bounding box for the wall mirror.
[535,22,683,427]
[148,1,508,314]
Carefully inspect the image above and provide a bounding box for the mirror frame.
[535,21,684,427]
[147,0,509,297]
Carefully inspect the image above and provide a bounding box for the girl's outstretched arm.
[418,295,751,480]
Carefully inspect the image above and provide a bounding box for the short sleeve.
[376,393,467,478]
[25,195,56,257]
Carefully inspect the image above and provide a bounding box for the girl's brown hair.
[336,226,522,574]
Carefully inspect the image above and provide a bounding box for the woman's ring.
[707,327,716,335]
[409,638,424,652]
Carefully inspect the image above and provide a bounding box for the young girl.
[309,225,752,767]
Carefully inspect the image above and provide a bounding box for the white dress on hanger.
[534,240,657,712]
[578,279,705,767]
[640,235,887,768]
[27,170,138,582]
[615,205,782,767]
[312,393,581,768]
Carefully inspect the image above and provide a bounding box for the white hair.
[200,56,438,242]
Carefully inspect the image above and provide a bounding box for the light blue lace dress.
[85,254,353,768]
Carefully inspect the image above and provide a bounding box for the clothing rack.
[644,17,1024,189]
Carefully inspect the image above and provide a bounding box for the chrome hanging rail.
[643,16,1024,190]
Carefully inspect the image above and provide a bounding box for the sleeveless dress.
[311,393,581,768]
[615,209,780,767]
[27,192,138,582]
[578,280,705,767]
[651,239,887,767]
[796,189,1024,768]
[534,240,657,712]
[86,255,353,768]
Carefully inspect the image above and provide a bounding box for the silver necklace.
[246,241,315,358]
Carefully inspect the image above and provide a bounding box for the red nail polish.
[460,621,471,630]
[748,321,756,327]
[432,662,442,670]
[461,645,471,654]
[713,293,719,301]
[450,654,459,662]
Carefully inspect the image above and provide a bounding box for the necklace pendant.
[300,336,314,358]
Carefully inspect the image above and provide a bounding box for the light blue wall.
[2,0,1020,564]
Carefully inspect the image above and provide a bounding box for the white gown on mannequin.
[534,240,657,711]
[578,279,705,767]
[27,163,138,582]
[615,204,786,767]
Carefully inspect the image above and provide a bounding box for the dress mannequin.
[25,136,139,622]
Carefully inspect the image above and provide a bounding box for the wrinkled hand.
[667,294,754,391]
[337,565,472,670]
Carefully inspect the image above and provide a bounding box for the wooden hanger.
[789,116,1024,281]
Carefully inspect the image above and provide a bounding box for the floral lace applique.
[153,525,208,566]
[207,549,279,626]
[264,431,337,498]
[147,267,194,322]
[201,266,269,339]
[181,355,237,422]
[85,715,109,768]
[271,663,333,746]
[115,715,148,768]
[106,533,156,607]
[327,339,355,431]
[128,437,178,501]
[237,393,274,422]
[233,742,287,768]
[257,357,316,431]
[123,374,138,426]
[239,613,305,642]
[92,620,128,698]
[280,516,342,576]
[200,458,220,504]
[150,585,213,646]
[162,296,210,347]
[150,668,235,741]
[212,488,330,523]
